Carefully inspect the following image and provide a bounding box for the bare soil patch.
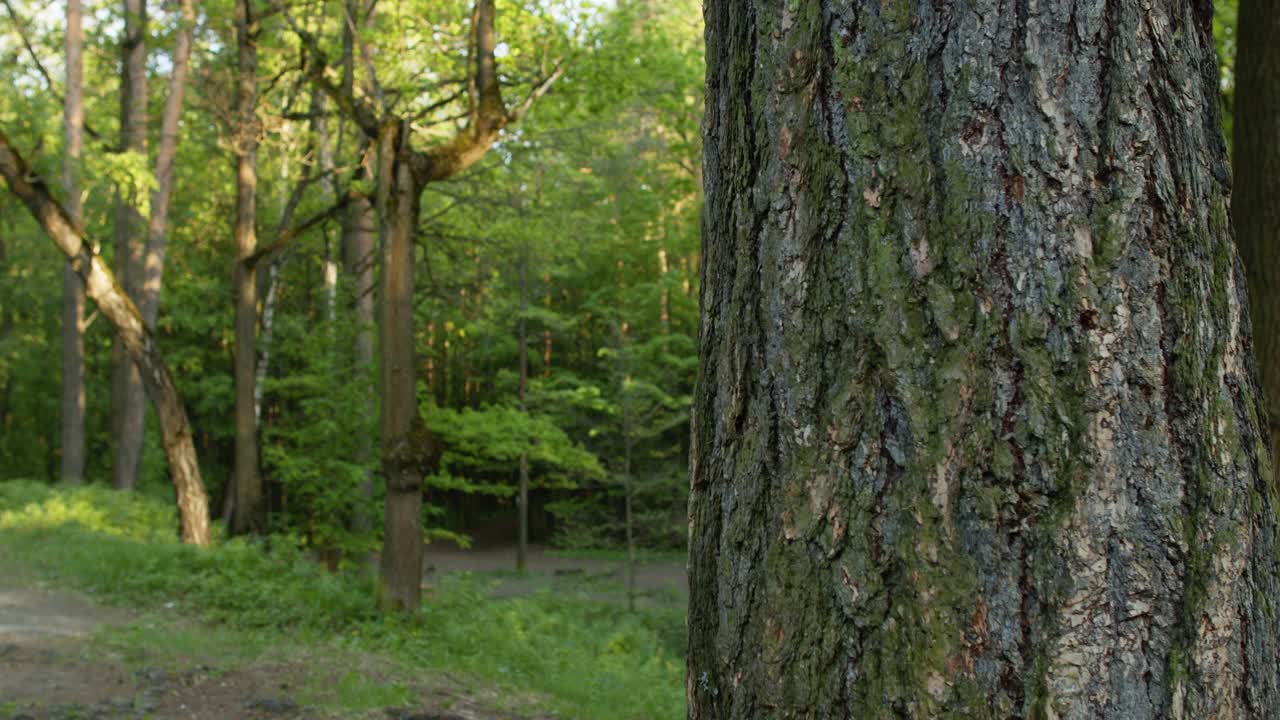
[0,580,544,720]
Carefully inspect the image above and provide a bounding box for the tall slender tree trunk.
[543,275,552,379]
[1234,0,1280,470]
[138,0,194,330]
[689,1,1280,718]
[231,0,263,535]
[111,0,147,490]
[1,133,210,545]
[622,404,635,613]
[60,0,86,485]
[253,261,278,428]
[347,188,377,541]
[657,245,671,336]
[341,0,378,552]
[517,244,530,573]
[313,95,340,323]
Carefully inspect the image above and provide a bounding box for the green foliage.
[85,150,157,216]
[0,480,178,543]
[0,0,705,562]
[426,402,604,495]
[1215,0,1239,148]
[0,481,685,719]
[261,296,379,561]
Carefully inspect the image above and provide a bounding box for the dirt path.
[0,579,539,720]
[0,545,684,719]
[423,543,687,604]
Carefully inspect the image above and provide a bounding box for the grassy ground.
[0,481,686,719]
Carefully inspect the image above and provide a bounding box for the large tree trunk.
[1,133,210,545]
[297,0,545,612]
[689,1,1280,718]
[1234,0,1280,469]
[377,121,430,612]
[60,0,86,485]
[111,0,148,490]
[231,0,263,535]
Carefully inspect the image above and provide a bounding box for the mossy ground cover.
[0,481,685,719]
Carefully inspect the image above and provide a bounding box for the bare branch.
[281,7,382,138]
[342,0,386,111]
[410,0,509,183]
[244,192,358,267]
[508,59,569,124]
[1,0,103,141]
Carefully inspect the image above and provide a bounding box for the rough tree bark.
[1234,0,1280,468]
[111,0,148,490]
[688,1,1280,718]
[1,133,210,545]
[231,0,264,535]
[61,0,86,485]
[295,0,562,611]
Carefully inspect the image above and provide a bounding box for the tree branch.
[410,0,509,183]
[1,0,103,141]
[244,192,357,267]
[508,59,568,124]
[282,7,382,138]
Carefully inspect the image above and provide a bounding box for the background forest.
[0,0,1262,717]
[0,0,700,557]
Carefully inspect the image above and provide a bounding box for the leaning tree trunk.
[60,0,86,485]
[1234,0,1280,469]
[0,133,210,545]
[688,2,1280,718]
[231,0,264,535]
[111,0,148,490]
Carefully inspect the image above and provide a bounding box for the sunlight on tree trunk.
[0,133,210,545]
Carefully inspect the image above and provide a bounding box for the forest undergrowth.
[0,481,685,719]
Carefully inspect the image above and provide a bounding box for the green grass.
[0,480,685,719]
